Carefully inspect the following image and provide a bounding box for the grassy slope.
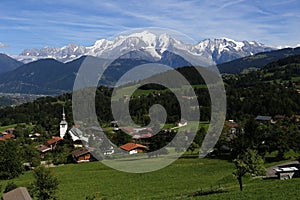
[1,157,300,200]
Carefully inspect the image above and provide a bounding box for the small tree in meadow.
[233,149,265,191]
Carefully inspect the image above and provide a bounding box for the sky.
[0,0,300,55]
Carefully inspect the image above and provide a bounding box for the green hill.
[218,47,300,74]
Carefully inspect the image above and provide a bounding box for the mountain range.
[1,31,299,95]
[16,31,275,65]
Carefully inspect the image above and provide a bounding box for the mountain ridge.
[16,31,275,65]
[0,53,23,73]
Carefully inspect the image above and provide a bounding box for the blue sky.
[0,0,299,55]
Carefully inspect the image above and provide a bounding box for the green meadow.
[1,156,300,200]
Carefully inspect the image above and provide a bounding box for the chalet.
[120,143,148,154]
[29,133,41,140]
[0,133,15,141]
[37,144,52,154]
[2,187,32,200]
[255,115,272,123]
[36,136,63,155]
[177,119,188,127]
[225,120,239,134]
[111,121,119,130]
[122,127,135,135]
[68,127,89,144]
[291,114,300,122]
[274,115,285,120]
[45,136,64,150]
[71,147,94,163]
[104,146,115,155]
[5,127,15,134]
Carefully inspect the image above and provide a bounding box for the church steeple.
[62,107,66,121]
[60,107,68,138]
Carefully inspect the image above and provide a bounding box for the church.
[59,107,88,143]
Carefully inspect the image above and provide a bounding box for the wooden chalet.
[120,143,148,154]
[0,133,15,141]
[71,147,94,163]
[36,136,64,156]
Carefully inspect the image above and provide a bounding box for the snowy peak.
[17,31,276,65]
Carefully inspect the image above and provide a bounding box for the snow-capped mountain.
[17,31,275,65]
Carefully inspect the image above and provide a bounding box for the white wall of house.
[129,149,138,154]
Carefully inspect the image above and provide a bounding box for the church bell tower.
[60,107,68,138]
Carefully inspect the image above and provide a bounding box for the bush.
[4,182,17,193]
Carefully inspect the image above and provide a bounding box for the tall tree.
[0,140,24,179]
[30,166,59,200]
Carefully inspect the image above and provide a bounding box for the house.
[120,143,148,154]
[29,133,41,140]
[104,146,115,155]
[274,167,300,180]
[68,127,89,143]
[177,119,188,127]
[255,115,272,123]
[45,136,64,150]
[225,120,239,134]
[111,121,119,130]
[36,144,52,154]
[5,127,16,134]
[291,114,300,122]
[2,187,32,200]
[274,115,285,120]
[36,136,63,155]
[71,147,94,163]
[0,133,15,141]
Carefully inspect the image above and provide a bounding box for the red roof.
[45,137,63,146]
[3,134,15,139]
[0,133,15,141]
[120,143,147,151]
[226,121,239,128]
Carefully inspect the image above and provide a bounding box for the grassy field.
[1,156,300,200]
[0,123,34,132]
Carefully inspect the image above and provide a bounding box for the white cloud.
[0,42,8,47]
[1,0,300,54]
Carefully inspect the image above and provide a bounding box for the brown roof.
[226,122,239,128]
[45,136,63,146]
[71,147,91,157]
[37,144,52,153]
[120,143,147,151]
[3,187,32,200]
